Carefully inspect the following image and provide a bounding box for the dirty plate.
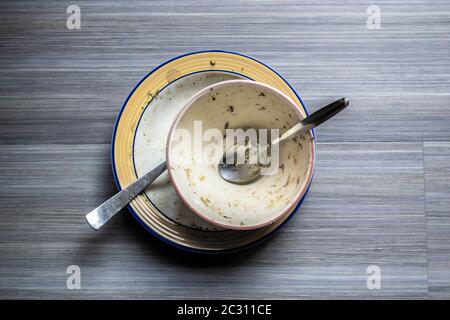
[112,50,315,253]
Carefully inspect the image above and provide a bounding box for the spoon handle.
[273,97,349,146]
[85,161,167,230]
[302,97,349,128]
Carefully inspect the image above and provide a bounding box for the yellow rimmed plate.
[112,50,315,253]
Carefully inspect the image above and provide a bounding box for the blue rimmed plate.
[112,50,315,253]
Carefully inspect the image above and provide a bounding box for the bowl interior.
[167,80,314,229]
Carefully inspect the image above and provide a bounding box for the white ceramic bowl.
[166,80,315,230]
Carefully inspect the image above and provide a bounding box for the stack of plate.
[112,50,314,253]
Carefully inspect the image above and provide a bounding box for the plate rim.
[111,49,316,254]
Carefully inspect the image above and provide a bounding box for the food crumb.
[200,196,211,207]
[282,174,291,187]
[267,199,275,209]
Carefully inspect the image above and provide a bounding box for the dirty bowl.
[166,80,315,230]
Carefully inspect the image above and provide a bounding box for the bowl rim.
[166,79,316,230]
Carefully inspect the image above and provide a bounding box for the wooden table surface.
[1,0,449,299]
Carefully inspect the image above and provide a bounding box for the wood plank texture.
[0,0,449,299]
[0,143,427,299]
[424,142,450,298]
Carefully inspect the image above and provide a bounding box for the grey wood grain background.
[0,0,449,299]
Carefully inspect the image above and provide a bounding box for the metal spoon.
[218,98,349,184]
[85,161,166,230]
